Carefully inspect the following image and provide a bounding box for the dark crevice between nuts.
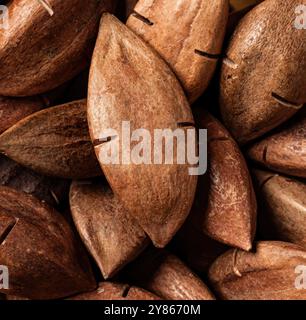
[194,49,221,60]
[271,92,303,109]
[131,11,154,26]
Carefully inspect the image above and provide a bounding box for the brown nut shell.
[70,179,149,279]
[220,0,306,144]
[0,186,96,299]
[248,110,306,178]
[0,0,115,96]
[208,241,306,300]
[195,111,257,250]
[88,14,197,248]
[0,100,101,179]
[127,0,229,102]
[253,169,306,248]
[125,249,215,300]
[69,282,160,300]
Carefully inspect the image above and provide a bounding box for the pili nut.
[69,282,160,300]
[248,110,306,178]
[0,0,116,96]
[0,100,102,179]
[125,249,215,300]
[0,186,96,299]
[253,169,306,248]
[194,111,256,250]
[0,96,45,134]
[208,241,306,300]
[88,14,197,248]
[173,220,228,274]
[69,179,149,279]
[127,0,229,103]
[220,0,306,144]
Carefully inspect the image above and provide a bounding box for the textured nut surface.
[0,186,96,299]
[0,96,45,134]
[127,0,229,102]
[88,14,197,248]
[0,0,115,96]
[248,110,306,178]
[69,282,160,300]
[126,249,215,300]
[194,111,257,250]
[254,170,306,247]
[220,0,306,144]
[209,241,306,300]
[70,179,149,279]
[0,100,101,179]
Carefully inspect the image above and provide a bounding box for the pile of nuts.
[0,0,305,300]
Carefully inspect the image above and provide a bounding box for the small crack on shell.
[0,218,19,246]
[131,11,154,26]
[121,285,131,298]
[194,49,221,60]
[271,92,303,109]
[208,137,230,143]
[93,136,118,147]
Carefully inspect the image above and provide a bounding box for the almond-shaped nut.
[0,186,96,299]
[0,154,69,207]
[0,100,101,179]
[69,282,160,300]
[220,0,306,144]
[195,111,256,250]
[125,249,215,300]
[248,110,306,178]
[253,169,306,248]
[0,96,45,134]
[88,14,197,248]
[127,0,229,103]
[0,0,116,96]
[70,179,149,279]
[208,241,306,300]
